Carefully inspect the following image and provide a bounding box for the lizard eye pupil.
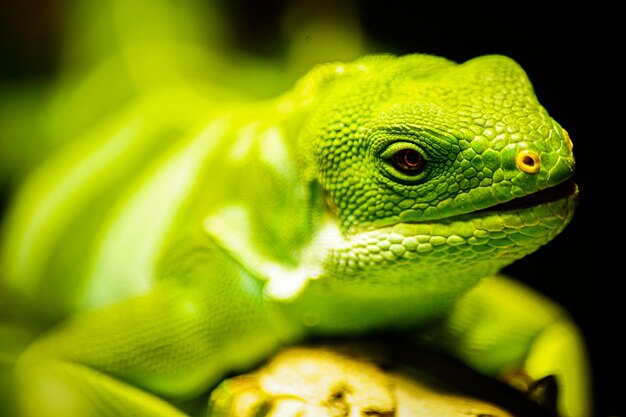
[392,149,424,174]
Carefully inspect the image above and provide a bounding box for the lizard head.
[298,53,577,297]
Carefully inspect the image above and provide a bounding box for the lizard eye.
[391,148,425,175]
[378,141,429,184]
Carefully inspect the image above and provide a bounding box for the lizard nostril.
[516,150,541,174]
[563,128,573,151]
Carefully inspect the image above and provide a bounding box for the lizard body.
[0,53,587,416]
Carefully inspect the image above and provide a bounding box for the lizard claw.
[527,375,559,415]
[503,371,560,415]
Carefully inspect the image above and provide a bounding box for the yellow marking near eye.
[516,150,541,174]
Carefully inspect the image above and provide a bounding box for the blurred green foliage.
[0,0,369,198]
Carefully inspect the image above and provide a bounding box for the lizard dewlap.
[0,52,587,417]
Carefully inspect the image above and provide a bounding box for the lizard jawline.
[476,179,577,214]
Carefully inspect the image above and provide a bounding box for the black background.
[1,1,622,416]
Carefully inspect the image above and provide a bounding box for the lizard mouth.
[477,179,578,213]
[325,178,578,232]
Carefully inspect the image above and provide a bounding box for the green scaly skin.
[0,54,588,417]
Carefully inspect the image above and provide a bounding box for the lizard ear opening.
[324,190,338,217]
[306,179,336,218]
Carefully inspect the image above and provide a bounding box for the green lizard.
[0,4,588,408]
[0,52,588,417]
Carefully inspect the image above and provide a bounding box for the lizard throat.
[323,182,577,292]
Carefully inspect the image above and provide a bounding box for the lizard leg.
[432,274,591,417]
[11,277,285,417]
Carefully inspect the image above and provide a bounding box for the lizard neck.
[264,217,481,336]
[276,276,460,336]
